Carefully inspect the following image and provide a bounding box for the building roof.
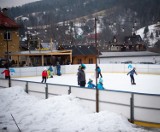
[124,34,143,44]
[0,12,19,29]
[100,51,160,58]
[63,45,100,56]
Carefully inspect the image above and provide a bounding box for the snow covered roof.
[100,51,160,57]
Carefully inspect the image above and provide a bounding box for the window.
[4,31,11,40]
[89,58,93,64]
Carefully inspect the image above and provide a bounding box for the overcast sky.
[0,0,40,8]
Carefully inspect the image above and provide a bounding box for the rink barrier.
[0,78,160,128]
[0,64,160,78]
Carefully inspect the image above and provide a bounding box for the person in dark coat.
[96,66,102,78]
[78,64,86,87]
[56,62,61,76]
[41,68,48,83]
[1,68,10,79]
[127,67,137,85]
[77,65,81,85]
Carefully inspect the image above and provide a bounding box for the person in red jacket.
[41,68,48,83]
[1,68,10,79]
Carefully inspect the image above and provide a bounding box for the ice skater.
[77,65,81,85]
[97,77,104,90]
[1,67,10,79]
[56,62,61,76]
[96,66,102,78]
[77,64,86,87]
[48,65,53,78]
[127,67,137,85]
[87,78,96,88]
[41,68,48,83]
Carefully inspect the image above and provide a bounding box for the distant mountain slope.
[0,0,41,8]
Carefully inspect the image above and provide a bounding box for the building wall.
[72,56,96,64]
[0,29,20,61]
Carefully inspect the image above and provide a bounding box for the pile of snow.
[137,24,160,47]
[0,86,150,132]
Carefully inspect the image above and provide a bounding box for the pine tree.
[150,32,154,39]
[156,30,159,37]
[143,26,149,35]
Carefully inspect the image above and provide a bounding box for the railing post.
[9,77,11,87]
[45,83,48,99]
[96,88,99,112]
[68,86,71,94]
[130,93,134,123]
[25,82,28,93]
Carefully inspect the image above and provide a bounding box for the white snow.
[0,86,152,132]
[137,24,160,47]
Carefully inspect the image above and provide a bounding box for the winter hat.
[44,67,47,70]
[89,78,93,82]
[99,78,103,84]
[81,64,86,69]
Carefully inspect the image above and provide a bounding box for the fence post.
[68,86,71,94]
[25,82,28,93]
[45,83,48,99]
[130,93,134,123]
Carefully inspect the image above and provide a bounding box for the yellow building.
[0,12,20,63]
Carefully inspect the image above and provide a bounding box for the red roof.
[0,12,19,29]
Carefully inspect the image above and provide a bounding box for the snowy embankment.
[0,86,150,132]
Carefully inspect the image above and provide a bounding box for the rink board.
[1,64,160,78]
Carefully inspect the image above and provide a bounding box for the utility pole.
[6,30,11,87]
[95,17,99,112]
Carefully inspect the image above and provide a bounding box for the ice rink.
[14,72,160,95]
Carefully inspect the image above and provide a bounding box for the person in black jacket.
[78,64,86,87]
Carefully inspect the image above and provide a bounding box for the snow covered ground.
[1,86,159,132]
[137,24,160,47]
[14,73,160,95]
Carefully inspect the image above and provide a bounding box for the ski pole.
[11,114,21,132]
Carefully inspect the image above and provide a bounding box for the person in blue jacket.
[56,62,61,76]
[97,77,104,90]
[127,67,137,85]
[96,66,102,78]
[87,79,96,88]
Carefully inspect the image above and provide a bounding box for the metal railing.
[0,78,160,125]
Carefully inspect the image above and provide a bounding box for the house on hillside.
[63,45,99,64]
[124,34,146,51]
[0,11,20,65]
[107,34,146,52]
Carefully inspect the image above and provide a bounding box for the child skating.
[87,79,96,88]
[41,68,48,83]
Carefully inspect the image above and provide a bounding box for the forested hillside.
[1,0,160,46]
